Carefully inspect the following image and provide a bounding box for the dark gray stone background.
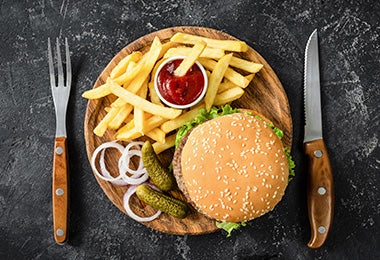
[0,0,379,259]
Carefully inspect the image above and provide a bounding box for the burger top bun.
[175,111,289,223]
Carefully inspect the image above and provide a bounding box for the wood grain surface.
[52,137,69,243]
[84,26,292,235]
[305,139,334,248]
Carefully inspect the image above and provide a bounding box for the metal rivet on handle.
[317,187,327,195]
[55,146,63,155]
[56,229,64,236]
[314,150,323,158]
[317,226,326,234]
[56,188,64,196]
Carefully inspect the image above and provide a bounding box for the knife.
[304,29,334,249]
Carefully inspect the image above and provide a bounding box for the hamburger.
[173,106,293,228]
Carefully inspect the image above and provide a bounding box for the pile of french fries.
[82,32,263,154]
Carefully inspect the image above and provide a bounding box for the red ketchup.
[156,59,205,106]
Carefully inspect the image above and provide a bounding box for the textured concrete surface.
[0,0,379,259]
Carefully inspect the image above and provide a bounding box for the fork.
[48,38,71,244]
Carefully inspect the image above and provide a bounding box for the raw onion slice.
[119,141,145,175]
[118,141,149,185]
[123,185,161,222]
[99,149,129,186]
[91,140,149,186]
[91,141,128,185]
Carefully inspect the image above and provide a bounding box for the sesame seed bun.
[172,110,289,222]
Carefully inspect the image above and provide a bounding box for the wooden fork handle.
[304,139,334,249]
[52,137,69,244]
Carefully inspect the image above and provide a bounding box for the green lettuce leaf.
[215,221,246,237]
[267,122,284,140]
[284,147,296,182]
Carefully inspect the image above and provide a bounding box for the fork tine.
[65,38,72,88]
[47,38,56,88]
[56,38,64,87]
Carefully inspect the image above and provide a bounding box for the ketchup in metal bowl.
[155,57,208,109]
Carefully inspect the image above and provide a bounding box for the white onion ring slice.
[119,141,145,176]
[91,141,127,184]
[123,185,161,222]
[100,149,129,186]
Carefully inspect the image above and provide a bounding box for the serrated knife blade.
[303,29,334,249]
[304,29,322,142]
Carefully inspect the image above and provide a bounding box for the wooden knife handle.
[52,137,69,244]
[304,139,334,249]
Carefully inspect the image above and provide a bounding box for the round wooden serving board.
[84,26,292,235]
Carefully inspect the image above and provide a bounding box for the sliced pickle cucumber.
[142,141,176,191]
[136,184,190,219]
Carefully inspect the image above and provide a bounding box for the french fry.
[110,51,142,79]
[217,74,255,93]
[108,80,148,130]
[112,37,163,108]
[109,80,182,119]
[93,107,120,136]
[115,115,167,140]
[213,87,245,106]
[160,104,205,133]
[124,61,137,74]
[134,107,145,134]
[115,118,135,138]
[229,56,263,73]
[198,58,250,88]
[174,41,206,77]
[82,83,111,99]
[133,80,149,133]
[146,128,166,144]
[152,134,176,154]
[113,56,146,86]
[158,41,176,59]
[82,60,140,100]
[148,81,163,105]
[164,47,225,59]
[108,104,133,129]
[204,54,233,111]
[170,32,248,52]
